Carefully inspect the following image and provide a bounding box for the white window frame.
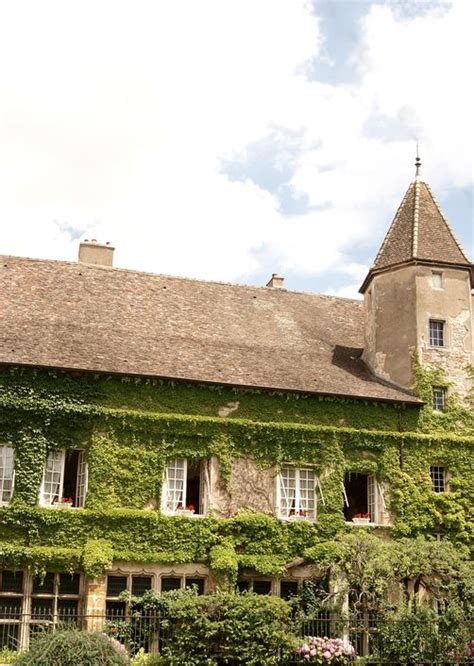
[40,450,66,506]
[162,458,206,515]
[75,451,88,508]
[277,467,317,520]
[432,387,446,411]
[430,465,446,493]
[0,444,15,506]
[343,473,385,525]
[429,319,445,347]
[39,449,88,507]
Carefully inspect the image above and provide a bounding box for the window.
[236,578,272,595]
[429,320,445,347]
[280,580,299,600]
[106,574,153,617]
[430,466,445,493]
[160,575,205,594]
[162,458,208,515]
[343,472,385,524]
[0,445,15,506]
[432,387,446,411]
[39,449,88,507]
[278,467,317,519]
[31,572,81,623]
[432,272,443,289]
[0,570,24,650]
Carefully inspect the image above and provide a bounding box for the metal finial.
[415,142,421,178]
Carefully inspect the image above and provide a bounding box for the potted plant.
[288,509,308,521]
[52,496,74,509]
[352,512,370,524]
[176,504,195,516]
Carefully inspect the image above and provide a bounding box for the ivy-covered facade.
[0,169,472,650]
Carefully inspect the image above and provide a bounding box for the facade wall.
[363,266,418,387]
[415,266,473,399]
[364,265,473,399]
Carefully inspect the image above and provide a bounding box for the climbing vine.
[0,366,473,582]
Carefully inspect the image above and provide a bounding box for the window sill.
[345,521,392,528]
[164,511,206,518]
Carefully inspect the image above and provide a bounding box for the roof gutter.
[0,361,423,407]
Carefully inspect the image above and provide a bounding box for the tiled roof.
[0,255,419,404]
[361,179,472,291]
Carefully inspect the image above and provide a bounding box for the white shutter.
[376,481,386,511]
[316,476,326,506]
[165,459,186,512]
[75,451,88,508]
[0,445,15,506]
[299,469,316,519]
[40,450,65,506]
[279,468,296,518]
[367,475,377,523]
[342,482,349,508]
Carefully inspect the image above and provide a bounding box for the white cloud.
[0,0,471,291]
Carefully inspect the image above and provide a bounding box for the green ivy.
[0,366,473,583]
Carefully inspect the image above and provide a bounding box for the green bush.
[130,649,163,665]
[158,590,294,665]
[15,629,129,666]
[0,648,18,663]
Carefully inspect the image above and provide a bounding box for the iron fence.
[0,606,472,663]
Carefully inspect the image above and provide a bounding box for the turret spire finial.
[415,142,421,179]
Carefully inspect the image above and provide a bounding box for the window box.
[175,507,195,517]
[352,517,370,525]
[51,500,73,509]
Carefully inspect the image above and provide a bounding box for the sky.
[0,0,472,299]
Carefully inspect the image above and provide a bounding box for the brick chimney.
[266,273,284,289]
[78,239,114,266]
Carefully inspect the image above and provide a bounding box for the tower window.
[432,387,446,411]
[430,466,445,493]
[429,320,445,347]
[431,272,443,289]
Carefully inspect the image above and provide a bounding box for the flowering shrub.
[52,496,73,504]
[448,639,474,663]
[295,637,355,663]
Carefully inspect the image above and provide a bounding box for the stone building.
[0,164,472,649]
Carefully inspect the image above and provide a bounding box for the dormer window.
[429,320,445,347]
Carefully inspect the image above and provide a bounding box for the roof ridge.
[412,178,420,258]
[422,181,471,264]
[0,253,363,304]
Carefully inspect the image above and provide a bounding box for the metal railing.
[1,606,472,663]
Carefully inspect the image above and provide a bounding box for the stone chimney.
[266,273,284,289]
[78,239,114,266]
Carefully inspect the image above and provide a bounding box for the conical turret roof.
[360,178,472,292]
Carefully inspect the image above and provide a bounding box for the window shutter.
[40,450,65,506]
[165,459,186,512]
[342,482,349,508]
[376,481,386,511]
[75,451,88,508]
[316,476,326,506]
[0,445,15,506]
